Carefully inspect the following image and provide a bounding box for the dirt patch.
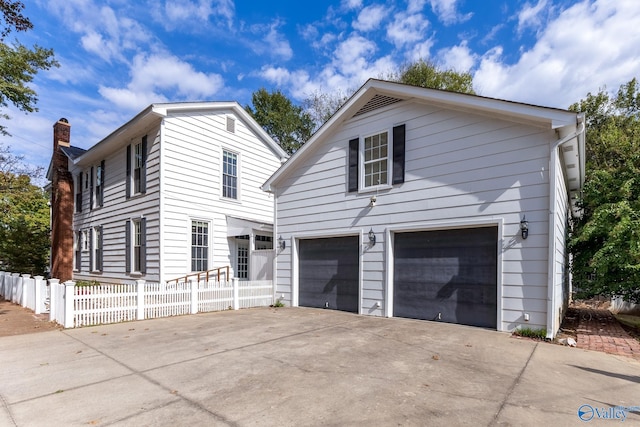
[0,298,62,337]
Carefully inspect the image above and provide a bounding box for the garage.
[393,227,497,328]
[298,236,359,313]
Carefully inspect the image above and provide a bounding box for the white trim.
[290,228,362,310]
[359,128,391,191]
[384,217,504,330]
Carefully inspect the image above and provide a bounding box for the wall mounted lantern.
[278,235,286,250]
[368,228,376,246]
[520,216,529,240]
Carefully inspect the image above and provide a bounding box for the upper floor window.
[222,150,238,199]
[363,131,389,188]
[126,136,147,198]
[91,160,104,208]
[348,124,406,193]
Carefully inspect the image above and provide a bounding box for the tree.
[389,59,476,95]
[245,88,315,155]
[568,78,640,303]
[0,0,58,136]
[0,145,49,275]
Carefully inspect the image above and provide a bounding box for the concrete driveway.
[1,307,638,426]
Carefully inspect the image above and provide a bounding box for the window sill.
[357,184,392,194]
[128,272,144,277]
[220,196,241,204]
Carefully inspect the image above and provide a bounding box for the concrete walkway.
[575,308,640,360]
[1,307,639,426]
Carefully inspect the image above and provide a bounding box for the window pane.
[362,131,389,188]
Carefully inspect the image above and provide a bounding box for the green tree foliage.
[0,0,58,136]
[245,88,314,155]
[390,59,475,94]
[0,145,49,274]
[569,78,640,303]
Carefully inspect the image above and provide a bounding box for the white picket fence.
[0,272,49,314]
[1,271,274,328]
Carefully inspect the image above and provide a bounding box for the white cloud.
[438,41,476,72]
[429,0,472,25]
[406,38,435,62]
[45,1,151,63]
[474,0,640,108]
[517,0,549,33]
[341,0,363,10]
[264,24,294,60]
[387,12,430,48]
[157,0,235,29]
[353,5,387,32]
[99,53,225,111]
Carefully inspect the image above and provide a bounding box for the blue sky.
[2,0,639,174]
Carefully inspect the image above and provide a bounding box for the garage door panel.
[299,236,359,313]
[394,227,497,328]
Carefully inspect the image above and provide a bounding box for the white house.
[262,79,585,338]
[50,102,287,284]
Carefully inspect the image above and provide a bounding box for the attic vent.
[353,94,403,117]
[226,116,236,133]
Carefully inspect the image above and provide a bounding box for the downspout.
[546,118,585,338]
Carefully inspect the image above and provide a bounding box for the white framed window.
[127,136,147,198]
[222,149,238,199]
[362,130,389,189]
[125,218,146,274]
[133,220,142,272]
[94,160,104,208]
[191,220,209,272]
[255,235,273,250]
[81,229,89,251]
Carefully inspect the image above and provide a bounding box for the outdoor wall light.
[520,216,529,240]
[278,235,286,250]
[368,228,376,246]
[369,195,377,207]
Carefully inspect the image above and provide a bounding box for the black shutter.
[125,220,131,273]
[392,124,406,185]
[126,145,131,198]
[99,159,105,206]
[89,229,94,270]
[140,217,147,274]
[99,226,103,271]
[76,231,81,272]
[140,135,147,194]
[348,138,359,192]
[76,173,83,213]
[90,166,94,210]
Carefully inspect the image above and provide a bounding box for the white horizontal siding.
[275,100,554,331]
[161,110,281,283]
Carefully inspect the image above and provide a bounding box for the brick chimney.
[50,118,74,282]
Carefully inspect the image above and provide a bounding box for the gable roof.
[262,79,585,203]
[71,101,288,166]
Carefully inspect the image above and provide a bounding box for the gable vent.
[226,116,236,133]
[353,94,403,117]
